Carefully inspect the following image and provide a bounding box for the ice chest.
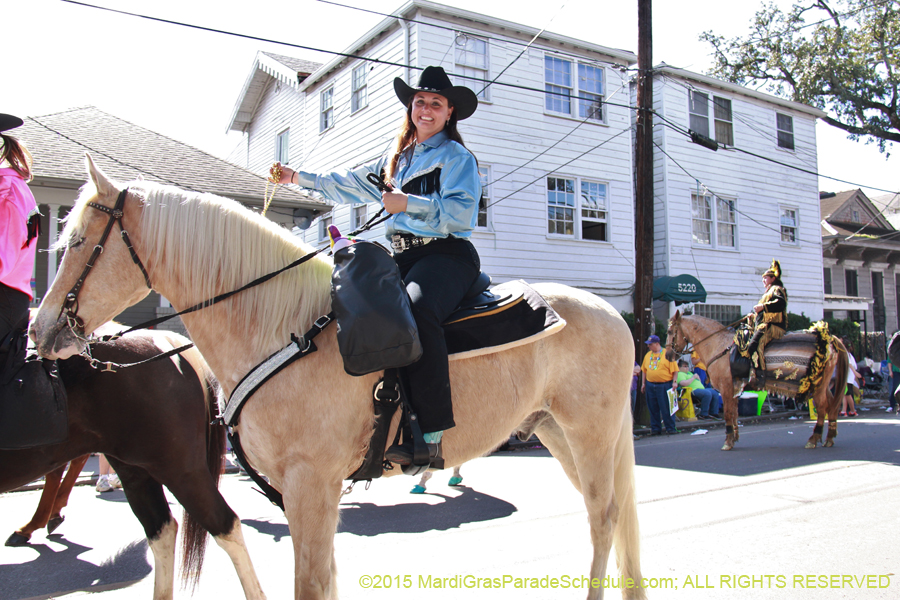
[738,391,767,416]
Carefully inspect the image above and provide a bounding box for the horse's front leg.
[283,464,344,600]
[721,380,740,451]
[823,417,838,447]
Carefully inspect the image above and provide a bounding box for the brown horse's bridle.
[667,318,733,367]
[60,188,152,339]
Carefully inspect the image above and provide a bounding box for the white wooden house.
[226,0,639,312]
[650,65,828,324]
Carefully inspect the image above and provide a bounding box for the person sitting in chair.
[745,259,788,387]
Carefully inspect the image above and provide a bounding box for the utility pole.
[634,0,654,364]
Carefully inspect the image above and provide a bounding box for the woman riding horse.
[744,259,788,386]
[272,66,481,466]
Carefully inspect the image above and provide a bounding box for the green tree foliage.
[787,311,813,330]
[701,0,900,153]
[824,316,861,349]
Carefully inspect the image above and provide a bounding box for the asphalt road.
[1,412,899,600]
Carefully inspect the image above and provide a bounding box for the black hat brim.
[393,78,478,121]
[0,114,24,133]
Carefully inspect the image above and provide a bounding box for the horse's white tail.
[612,405,645,599]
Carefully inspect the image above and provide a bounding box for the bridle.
[60,187,152,341]
[666,316,733,368]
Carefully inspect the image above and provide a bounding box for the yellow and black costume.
[746,260,788,369]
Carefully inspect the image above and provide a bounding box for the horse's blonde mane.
[65,179,334,354]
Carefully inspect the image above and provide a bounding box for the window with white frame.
[352,204,367,230]
[780,206,798,244]
[351,65,367,113]
[547,176,610,240]
[477,165,491,228]
[275,128,289,164]
[455,33,489,101]
[320,87,334,132]
[691,193,737,249]
[319,214,332,242]
[580,180,609,241]
[544,56,604,121]
[776,113,794,150]
[689,91,733,145]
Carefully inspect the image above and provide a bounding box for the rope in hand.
[262,163,283,216]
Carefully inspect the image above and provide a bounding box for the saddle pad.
[444,280,566,361]
[759,326,830,402]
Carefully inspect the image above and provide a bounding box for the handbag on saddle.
[331,241,423,376]
[0,325,68,450]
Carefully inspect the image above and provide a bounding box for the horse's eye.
[70,236,86,249]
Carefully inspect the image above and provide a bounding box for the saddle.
[729,323,832,402]
[0,327,68,450]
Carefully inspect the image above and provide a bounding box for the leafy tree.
[787,311,813,330]
[701,0,900,153]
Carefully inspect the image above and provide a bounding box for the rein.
[59,186,390,370]
[668,318,735,368]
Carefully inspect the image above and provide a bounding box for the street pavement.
[1,412,899,599]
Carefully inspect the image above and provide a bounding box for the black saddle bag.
[331,241,423,376]
[729,344,751,380]
[0,328,68,450]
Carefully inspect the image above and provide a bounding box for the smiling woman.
[273,65,483,467]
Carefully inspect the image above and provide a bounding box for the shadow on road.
[635,417,900,477]
[241,486,518,539]
[0,537,150,600]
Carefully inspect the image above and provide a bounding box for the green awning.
[653,274,707,305]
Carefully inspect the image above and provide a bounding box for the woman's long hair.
[0,134,33,181]
[384,98,469,183]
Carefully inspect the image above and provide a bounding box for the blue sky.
[6,0,897,199]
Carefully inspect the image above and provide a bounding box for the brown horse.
[6,454,90,545]
[666,311,848,451]
[1,327,265,599]
[30,156,643,599]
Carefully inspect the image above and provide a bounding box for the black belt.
[391,233,434,254]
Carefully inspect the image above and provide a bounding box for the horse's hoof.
[721,442,734,451]
[823,440,834,448]
[47,516,65,534]
[4,532,30,547]
[805,441,818,449]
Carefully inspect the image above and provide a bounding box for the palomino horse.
[2,327,265,599]
[30,157,643,600]
[6,455,90,545]
[666,311,848,451]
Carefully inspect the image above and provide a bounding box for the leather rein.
[666,318,732,369]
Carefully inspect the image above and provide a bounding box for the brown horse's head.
[665,310,688,361]
[30,155,152,359]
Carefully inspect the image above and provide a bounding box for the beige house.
[821,189,900,336]
[17,106,328,329]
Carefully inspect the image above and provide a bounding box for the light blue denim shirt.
[294,130,480,240]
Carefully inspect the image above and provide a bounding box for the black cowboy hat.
[0,114,24,133]
[393,66,479,120]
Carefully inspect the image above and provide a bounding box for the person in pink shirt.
[0,113,40,345]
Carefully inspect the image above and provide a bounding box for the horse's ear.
[674,309,681,319]
[85,153,118,197]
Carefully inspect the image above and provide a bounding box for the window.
[691,193,737,249]
[319,214,332,242]
[780,207,798,244]
[544,56,604,121]
[689,91,733,145]
[851,209,860,223]
[694,304,742,325]
[477,165,491,229]
[275,129,289,164]
[352,204,367,230]
[455,33,490,101]
[320,87,334,132]
[547,176,574,235]
[776,113,794,150]
[547,176,610,240]
[824,267,832,295]
[845,269,858,296]
[580,180,608,241]
[351,65,367,113]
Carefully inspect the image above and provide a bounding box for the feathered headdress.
[763,259,782,280]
